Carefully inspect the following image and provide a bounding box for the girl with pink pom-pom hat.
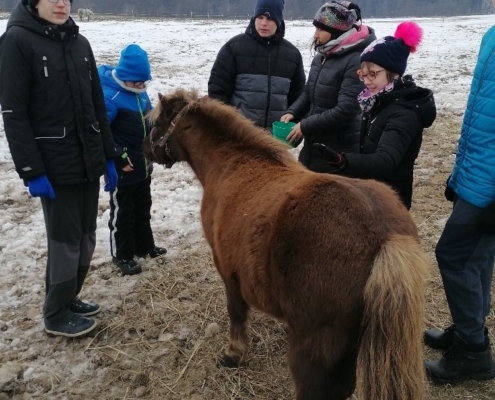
[314,20,437,210]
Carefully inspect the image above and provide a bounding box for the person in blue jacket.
[98,44,167,276]
[424,12,495,383]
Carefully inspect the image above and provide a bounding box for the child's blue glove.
[28,174,55,200]
[104,159,118,192]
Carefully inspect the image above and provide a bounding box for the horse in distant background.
[143,89,430,400]
[77,8,94,22]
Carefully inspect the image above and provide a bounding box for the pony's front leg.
[221,277,249,368]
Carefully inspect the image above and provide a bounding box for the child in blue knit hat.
[208,0,305,130]
[98,44,167,276]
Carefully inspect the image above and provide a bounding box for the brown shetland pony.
[143,89,430,400]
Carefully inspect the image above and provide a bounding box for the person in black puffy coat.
[314,21,436,210]
[0,0,118,337]
[208,0,305,130]
[282,1,376,171]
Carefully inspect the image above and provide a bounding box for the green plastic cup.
[272,121,296,146]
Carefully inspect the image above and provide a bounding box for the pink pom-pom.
[394,21,422,53]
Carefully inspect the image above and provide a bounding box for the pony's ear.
[158,93,164,101]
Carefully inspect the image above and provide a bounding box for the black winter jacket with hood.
[208,19,306,129]
[0,4,117,185]
[288,27,376,171]
[344,76,436,209]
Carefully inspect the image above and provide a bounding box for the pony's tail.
[357,234,430,400]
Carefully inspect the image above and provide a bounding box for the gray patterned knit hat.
[313,1,361,34]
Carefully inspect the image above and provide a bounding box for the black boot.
[424,325,489,350]
[112,257,142,276]
[136,246,167,259]
[424,325,457,350]
[425,333,495,384]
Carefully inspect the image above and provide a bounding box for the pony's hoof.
[220,354,240,368]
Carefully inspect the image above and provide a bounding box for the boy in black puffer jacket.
[208,0,305,130]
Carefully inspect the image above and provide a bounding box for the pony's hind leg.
[289,329,359,400]
[221,277,249,368]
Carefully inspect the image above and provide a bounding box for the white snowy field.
[0,12,494,400]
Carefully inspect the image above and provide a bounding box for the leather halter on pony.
[143,89,430,400]
[148,105,186,168]
[148,123,174,167]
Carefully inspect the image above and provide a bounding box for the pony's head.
[144,87,298,172]
[143,88,199,168]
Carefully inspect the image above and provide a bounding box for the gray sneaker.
[70,298,101,316]
[45,315,97,337]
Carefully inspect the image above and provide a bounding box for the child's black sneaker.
[45,315,97,337]
[149,246,167,258]
[136,246,167,259]
[112,257,142,276]
[70,298,101,316]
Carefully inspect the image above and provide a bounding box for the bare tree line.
[0,0,493,18]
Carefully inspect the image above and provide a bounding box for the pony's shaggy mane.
[147,88,200,124]
[150,89,299,168]
[195,97,298,167]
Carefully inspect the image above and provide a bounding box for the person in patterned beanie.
[281,1,376,171]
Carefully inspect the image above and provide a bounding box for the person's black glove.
[476,202,495,234]
[314,143,348,171]
[444,175,455,202]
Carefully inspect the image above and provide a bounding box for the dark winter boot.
[112,257,142,276]
[424,325,457,350]
[136,246,167,259]
[425,333,495,384]
[424,325,489,351]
